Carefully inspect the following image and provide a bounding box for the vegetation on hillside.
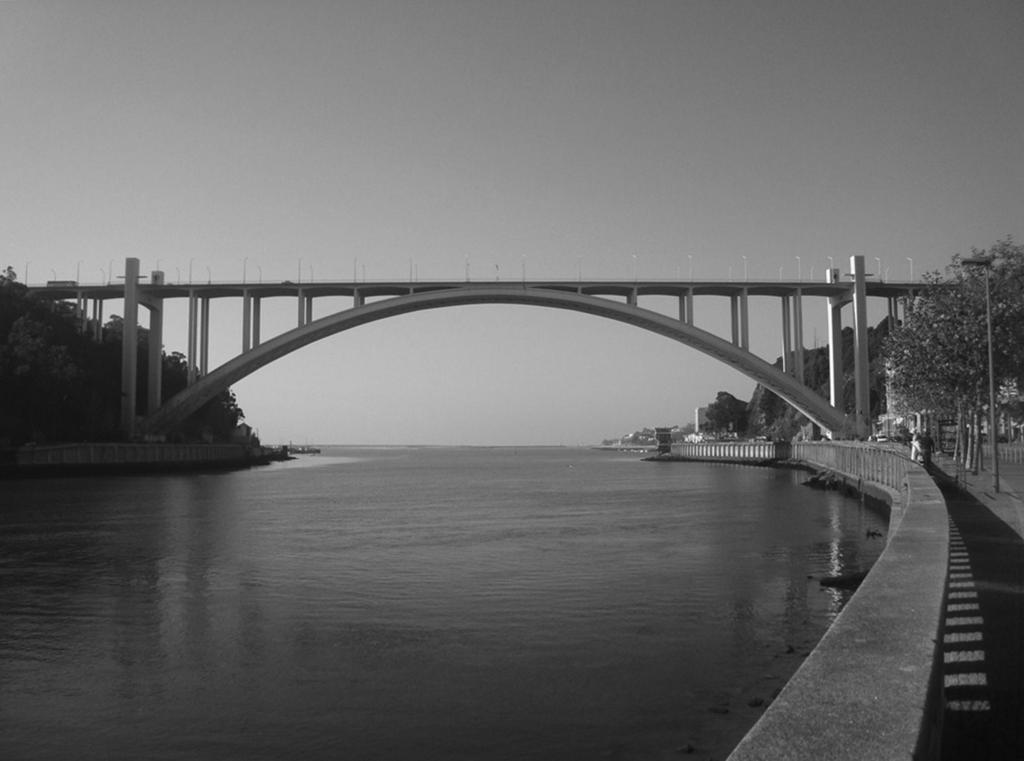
[0,267,244,446]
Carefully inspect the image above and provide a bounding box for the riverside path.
[934,458,1024,760]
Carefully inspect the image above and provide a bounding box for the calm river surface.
[0,447,887,760]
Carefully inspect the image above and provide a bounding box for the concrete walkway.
[932,457,1024,760]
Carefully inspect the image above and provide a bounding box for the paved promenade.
[932,456,1024,760]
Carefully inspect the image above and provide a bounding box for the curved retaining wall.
[726,442,949,761]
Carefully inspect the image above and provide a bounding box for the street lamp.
[243,257,248,284]
[688,254,693,280]
[742,255,748,281]
[962,256,999,493]
[907,257,914,281]
[794,255,801,280]
[632,254,638,283]
[875,257,882,281]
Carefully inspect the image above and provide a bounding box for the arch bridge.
[31,256,919,440]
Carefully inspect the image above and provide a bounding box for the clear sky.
[3,1,1022,445]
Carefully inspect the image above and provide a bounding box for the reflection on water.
[0,448,886,760]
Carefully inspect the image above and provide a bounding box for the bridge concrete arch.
[141,285,850,436]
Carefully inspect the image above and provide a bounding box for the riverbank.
[0,441,292,478]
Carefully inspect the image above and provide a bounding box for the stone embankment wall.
[669,441,791,462]
[9,442,261,474]
[725,442,948,761]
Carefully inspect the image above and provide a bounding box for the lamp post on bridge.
[688,254,693,280]
[742,255,748,281]
[962,255,999,493]
[794,255,801,280]
[907,257,914,281]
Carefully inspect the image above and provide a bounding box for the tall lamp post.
[963,255,999,493]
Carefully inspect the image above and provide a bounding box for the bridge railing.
[727,441,948,761]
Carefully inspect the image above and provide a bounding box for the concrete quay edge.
[726,462,948,761]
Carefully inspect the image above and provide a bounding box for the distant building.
[654,427,673,454]
[695,406,709,432]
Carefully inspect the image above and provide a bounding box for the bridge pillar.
[91,298,104,341]
[739,289,749,350]
[77,293,88,334]
[200,297,210,375]
[729,295,739,345]
[187,291,198,385]
[242,290,252,352]
[851,255,870,437]
[679,289,693,325]
[252,297,261,347]
[826,267,845,416]
[146,300,163,415]
[792,288,804,383]
[120,257,140,438]
[781,295,792,373]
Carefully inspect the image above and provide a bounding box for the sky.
[3,0,1022,445]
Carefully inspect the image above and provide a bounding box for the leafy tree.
[703,391,748,436]
[884,238,1024,467]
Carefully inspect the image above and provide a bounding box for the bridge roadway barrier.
[7,442,266,475]
[667,441,949,759]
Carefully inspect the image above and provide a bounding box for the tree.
[703,391,748,437]
[884,237,1024,468]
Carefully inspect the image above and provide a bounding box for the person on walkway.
[910,432,923,464]
[919,429,934,469]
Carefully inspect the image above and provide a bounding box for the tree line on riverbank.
[0,267,244,446]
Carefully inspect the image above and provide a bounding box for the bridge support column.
[200,297,210,375]
[252,297,261,347]
[729,295,739,345]
[826,268,845,418]
[91,298,104,341]
[679,289,693,325]
[792,288,804,383]
[851,255,870,437]
[120,257,139,439]
[739,289,749,350]
[187,291,198,385]
[146,295,163,415]
[781,295,792,373]
[242,290,252,353]
[77,293,88,334]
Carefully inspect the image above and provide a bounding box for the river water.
[0,447,887,760]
